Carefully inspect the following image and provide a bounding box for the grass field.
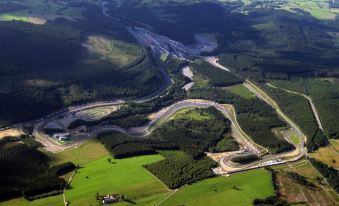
[169,108,213,121]
[65,154,170,206]
[289,133,301,145]
[330,139,339,153]
[75,105,119,121]
[272,159,339,205]
[0,195,64,206]
[44,140,109,166]
[272,160,321,181]
[225,84,256,99]
[0,0,90,24]
[160,168,274,206]
[310,147,339,169]
[83,35,144,69]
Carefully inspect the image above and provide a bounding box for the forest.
[0,139,76,200]
[190,60,242,87]
[262,85,319,139]
[0,6,164,127]
[98,107,235,158]
[231,154,259,164]
[188,88,294,153]
[69,57,188,130]
[145,155,217,189]
[271,79,339,140]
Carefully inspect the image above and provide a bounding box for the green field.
[0,195,63,206]
[65,155,170,206]
[44,140,109,166]
[160,168,274,206]
[224,84,256,99]
[289,133,301,145]
[169,108,213,121]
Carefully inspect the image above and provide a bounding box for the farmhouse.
[52,132,71,141]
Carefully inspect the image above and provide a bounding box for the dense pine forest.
[0,137,76,200]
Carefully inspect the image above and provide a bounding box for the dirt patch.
[0,128,24,139]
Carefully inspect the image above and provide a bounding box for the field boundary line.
[144,167,172,192]
[63,169,77,206]
[154,188,179,206]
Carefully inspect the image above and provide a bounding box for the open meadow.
[310,146,339,169]
[224,84,256,99]
[160,169,274,206]
[65,154,170,206]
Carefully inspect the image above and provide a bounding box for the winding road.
[0,20,308,174]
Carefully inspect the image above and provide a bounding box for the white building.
[52,133,71,141]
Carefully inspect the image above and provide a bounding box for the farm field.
[224,84,256,99]
[65,154,170,206]
[272,159,339,205]
[160,169,274,206]
[226,0,338,20]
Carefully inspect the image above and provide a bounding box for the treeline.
[0,141,76,200]
[231,154,259,164]
[253,196,289,206]
[190,59,242,87]
[111,143,157,159]
[188,88,294,153]
[309,158,339,193]
[145,155,217,189]
[286,172,316,188]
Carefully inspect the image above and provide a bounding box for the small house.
[52,133,71,141]
[102,194,120,204]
